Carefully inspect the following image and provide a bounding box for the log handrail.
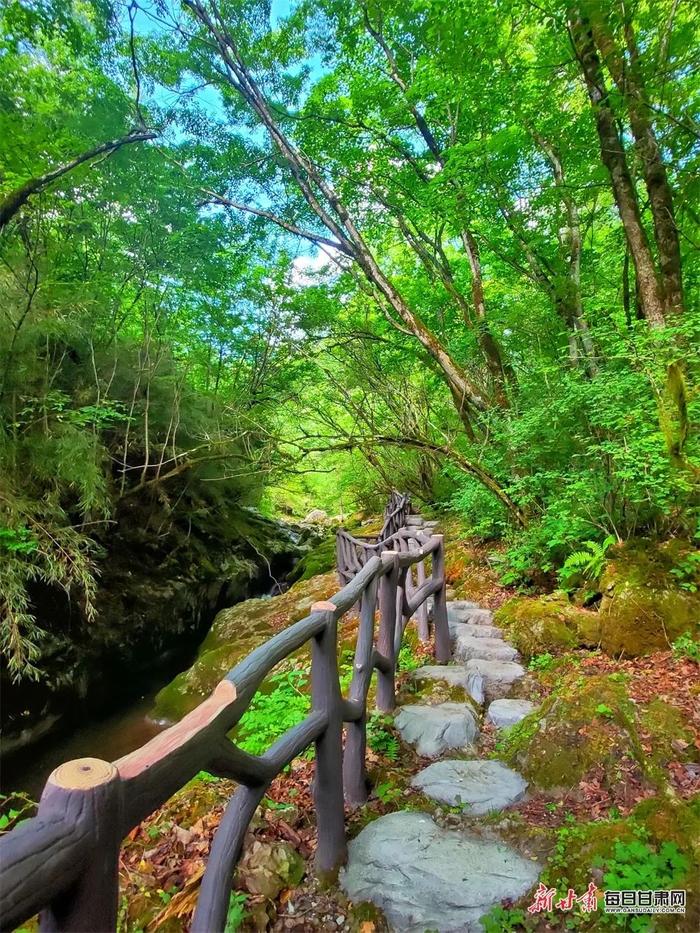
[0,494,449,933]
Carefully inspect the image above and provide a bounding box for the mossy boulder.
[152,571,337,722]
[499,671,696,792]
[500,673,633,788]
[287,534,338,583]
[599,539,700,657]
[236,839,305,899]
[494,593,601,659]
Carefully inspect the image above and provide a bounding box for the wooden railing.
[336,492,432,640]
[0,495,449,933]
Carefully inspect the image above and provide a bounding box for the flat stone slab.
[395,702,479,757]
[487,698,537,729]
[465,659,526,702]
[409,665,490,708]
[411,664,473,691]
[447,602,494,626]
[341,811,539,933]
[449,619,504,640]
[411,759,528,813]
[453,633,520,663]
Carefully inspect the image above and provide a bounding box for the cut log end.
[48,757,118,791]
[214,678,237,702]
[311,600,337,612]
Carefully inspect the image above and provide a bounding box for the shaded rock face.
[411,759,528,813]
[340,810,539,933]
[1,496,301,752]
[394,702,479,758]
[153,571,337,722]
[598,540,700,657]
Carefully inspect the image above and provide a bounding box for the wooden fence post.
[39,758,122,933]
[431,535,451,663]
[376,553,399,712]
[310,602,347,881]
[415,555,430,641]
[343,577,378,806]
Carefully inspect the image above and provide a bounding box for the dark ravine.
[0,489,304,780]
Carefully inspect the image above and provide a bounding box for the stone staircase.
[340,517,540,932]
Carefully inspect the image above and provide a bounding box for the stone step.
[453,633,520,664]
[463,659,526,704]
[449,619,504,640]
[447,603,494,626]
[395,702,479,758]
[409,664,485,707]
[340,811,539,933]
[411,759,528,814]
[486,698,537,729]
[410,664,476,692]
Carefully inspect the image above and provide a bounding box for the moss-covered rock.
[494,593,601,659]
[499,670,697,792]
[500,673,633,788]
[236,839,305,898]
[287,534,338,583]
[152,571,337,721]
[599,539,700,657]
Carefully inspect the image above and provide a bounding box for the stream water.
[1,679,170,801]
[1,589,287,801]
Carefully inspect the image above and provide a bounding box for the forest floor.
[7,516,698,933]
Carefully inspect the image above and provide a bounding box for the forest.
[0,0,699,930]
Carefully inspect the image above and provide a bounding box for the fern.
[559,535,616,591]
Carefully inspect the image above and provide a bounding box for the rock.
[494,593,600,659]
[302,508,329,523]
[449,619,503,639]
[152,571,337,721]
[598,540,700,656]
[447,602,494,626]
[411,759,528,813]
[487,698,537,729]
[410,664,474,691]
[395,702,479,757]
[340,811,539,933]
[501,672,694,789]
[237,839,305,898]
[453,633,520,663]
[464,659,526,701]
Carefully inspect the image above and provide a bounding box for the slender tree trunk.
[586,8,683,317]
[362,8,511,404]
[531,132,598,375]
[568,5,666,328]
[183,0,490,425]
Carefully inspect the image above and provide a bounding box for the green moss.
[541,799,700,931]
[499,674,637,789]
[599,540,700,657]
[495,593,600,659]
[151,571,336,722]
[639,699,698,767]
[287,535,338,583]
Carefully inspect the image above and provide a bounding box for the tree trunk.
[568,5,666,328]
[586,8,683,317]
